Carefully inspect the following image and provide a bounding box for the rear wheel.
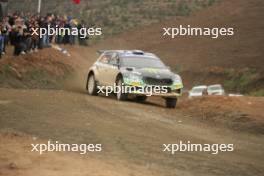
[165,98,177,108]
[87,74,98,96]
[116,77,128,101]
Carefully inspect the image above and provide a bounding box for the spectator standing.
[77,20,87,46]
[0,30,4,58]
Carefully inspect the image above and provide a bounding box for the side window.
[109,55,119,65]
[99,54,112,64]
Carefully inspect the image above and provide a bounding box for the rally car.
[86,50,183,108]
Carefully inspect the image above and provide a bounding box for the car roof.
[98,50,158,59]
[192,85,207,89]
[208,84,222,88]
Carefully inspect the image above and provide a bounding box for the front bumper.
[123,81,183,98]
[129,91,182,97]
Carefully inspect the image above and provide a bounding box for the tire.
[87,74,98,96]
[135,96,147,102]
[165,98,177,108]
[116,77,128,101]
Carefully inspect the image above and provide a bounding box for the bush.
[177,1,191,16]
[250,89,264,97]
[224,68,260,94]
[208,0,217,6]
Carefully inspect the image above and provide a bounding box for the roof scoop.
[132,50,144,55]
[126,67,134,71]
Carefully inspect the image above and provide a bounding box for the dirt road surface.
[0,88,263,176]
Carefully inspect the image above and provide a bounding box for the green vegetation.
[250,89,264,97]
[22,66,72,89]
[0,64,12,76]
[0,64,14,82]
[208,0,217,6]
[24,69,53,88]
[224,68,263,96]
[177,1,191,16]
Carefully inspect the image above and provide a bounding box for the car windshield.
[192,88,206,93]
[121,57,166,69]
[208,86,222,91]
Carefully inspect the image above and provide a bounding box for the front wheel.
[116,77,128,101]
[87,74,98,96]
[165,98,177,108]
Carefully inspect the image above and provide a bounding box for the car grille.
[143,77,173,86]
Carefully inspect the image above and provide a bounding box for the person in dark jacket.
[0,31,4,58]
[29,21,39,52]
[77,20,87,46]
[12,26,25,56]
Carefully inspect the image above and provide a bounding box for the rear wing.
[96,50,106,55]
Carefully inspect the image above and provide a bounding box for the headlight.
[171,74,183,90]
[173,75,182,84]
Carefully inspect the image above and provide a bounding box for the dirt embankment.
[0,45,96,91]
[178,96,264,134]
[0,47,75,89]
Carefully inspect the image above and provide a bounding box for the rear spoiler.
[97,50,106,55]
[96,50,119,55]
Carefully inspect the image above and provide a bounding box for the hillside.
[88,0,264,94]
[9,0,217,37]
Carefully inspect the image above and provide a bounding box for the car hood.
[121,67,174,79]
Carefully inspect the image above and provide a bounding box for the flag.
[72,0,81,4]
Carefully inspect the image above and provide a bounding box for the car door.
[95,53,112,86]
[104,54,120,86]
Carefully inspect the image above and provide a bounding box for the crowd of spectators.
[0,12,88,58]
